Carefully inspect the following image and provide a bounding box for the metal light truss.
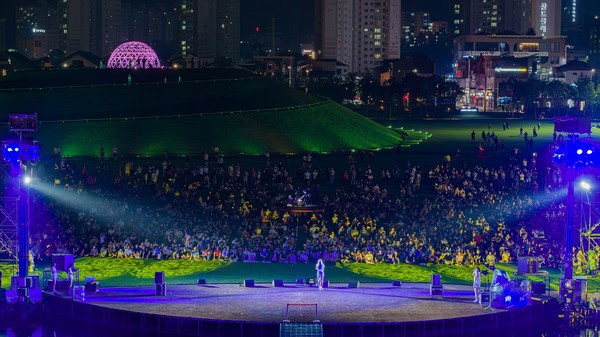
[580,201,600,252]
[107,41,161,69]
[0,197,18,258]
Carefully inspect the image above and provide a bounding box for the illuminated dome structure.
[107,41,160,69]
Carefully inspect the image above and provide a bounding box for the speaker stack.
[155,271,166,296]
[243,279,254,287]
[272,279,284,287]
[348,280,360,288]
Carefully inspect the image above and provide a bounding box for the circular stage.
[43,282,555,337]
[82,283,496,322]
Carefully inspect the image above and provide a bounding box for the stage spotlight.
[587,149,593,155]
[23,176,32,185]
[581,181,591,191]
[577,149,583,155]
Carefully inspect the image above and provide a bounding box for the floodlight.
[577,149,583,155]
[23,176,32,185]
[580,181,591,191]
[587,149,593,155]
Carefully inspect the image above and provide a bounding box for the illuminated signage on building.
[540,2,547,36]
[571,0,576,22]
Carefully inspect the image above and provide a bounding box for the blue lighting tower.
[1,113,39,301]
[553,116,598,313]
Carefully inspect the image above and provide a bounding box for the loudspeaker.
[52,254,75,272]
[531,282,546,295]
[272,279,284,287]
[322,280,329,288]
[430,274,443,295]
[155,271,165,284]
[430,286,443,296]
[155,283,166,296]
[480,292,490,303]
[17,288,29,297]
[348,280,360,288]
[52,280,69,291]
[72,286,85,301]
[573,277,588,304]
[85,282,99,294]
[296,278,304,285]
[392,280,402,287]
[29,274,40,289]
[197,279,206,285]
[243,279,254,287]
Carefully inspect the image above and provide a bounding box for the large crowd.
[16,129,600,276]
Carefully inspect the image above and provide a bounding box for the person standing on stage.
[473,266,481,303]
[67,264,74,293]
[51,263,58,292]
[316,259,325,290]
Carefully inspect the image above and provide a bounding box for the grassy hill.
[1,257,582,291]
[0,69,402,156]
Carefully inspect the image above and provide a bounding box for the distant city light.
[494,68,527,73]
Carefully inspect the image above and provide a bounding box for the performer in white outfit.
[316,259,325,290]
[473,266,481,303]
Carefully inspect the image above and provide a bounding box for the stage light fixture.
[580,181,591,191]
[23,176,32,185]
[587,149,593,155]
[577,149,583,155]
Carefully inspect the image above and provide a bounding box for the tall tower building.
[214,0,240,63]
[469,0,509,34]
[15,0,51,59]
[178,0,196,57]
[315,0,401,74]
[531,0,561,37]
[90,0,125,57]
[449,0,470,38]
[178,0,239,62]
[64,0,91,54]
[449,0,562,36]
[0,18,7,52]
[562,0,587,57]
[591,16,600,58]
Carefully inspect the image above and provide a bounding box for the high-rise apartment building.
[469,0,509,34]
[449,0,470,38]
[590,16,600,57]
[315,0,401,74]
[562,0,587,57]
[15,1,51,59]
[0,18,7,52]
[178,0,240,62]
[531,0,561,37]
[90,0,125,57]
[63,0,91,55]
[449,0,562,37]
[401,11,448,56]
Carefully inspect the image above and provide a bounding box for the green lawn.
[2,258,594,292]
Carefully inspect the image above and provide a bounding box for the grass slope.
[0,77,319,120]
[0,69,402,156]
[29,101,401,156]
[2,258,591,291]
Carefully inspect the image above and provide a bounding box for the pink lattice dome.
[107,41,160,69]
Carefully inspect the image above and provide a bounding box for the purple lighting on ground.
[107,41,161,69]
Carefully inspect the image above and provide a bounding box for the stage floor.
[77,282,507,323]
